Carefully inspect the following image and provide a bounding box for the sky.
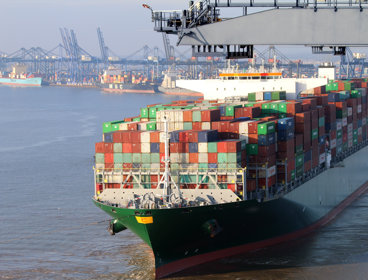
[0,0,364,61]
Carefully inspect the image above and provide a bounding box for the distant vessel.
[100,67,160,94]
[0,65,42,87]
[177,60,329,100]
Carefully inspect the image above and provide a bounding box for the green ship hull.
[93,143,368,278]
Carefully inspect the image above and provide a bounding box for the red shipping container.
[130,131,141,142]
[277,138,294,152]
[258,175,276,188]
[104,153,114,164]
[192,122,202,130]
[220,121,230,132]
[179,131,189,142]
[208,153,218,163]
[189,153,198,163]
[304,160,311,172]
[311,110,318,129]
[123,163,132,169]
[302,98,317,109]
[201,109,221,122]
[221,116,234,121]
[122,143,132,153]
[248,121,263,134]
[183,110,193,122]
[245,134,256,144]
[150,131,160,143]
[313,86,326,95]
[247,179,257,192]
[286,102,302,115]
[295,134,303,150]
[319,126,325,136]
[334,101,347,110]
[227,140,242,153]
[302,103,311,112]
[325,104,336,122]
[131,143,141,153]
[258,144,276,157]
[188,131,199,142]
[159,143,165,153]
[277,158,295,174]
[211,121,221,131]
[104,163,114,169]
[312,145,319,168]
[96,142,112,153]
[228,122,239,134]
[295,111,311,124]
[217,141,228,153]
[128,122,138,131]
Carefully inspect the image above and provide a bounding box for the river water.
[0,86,367,280]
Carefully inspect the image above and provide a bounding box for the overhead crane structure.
[151,0,368,58]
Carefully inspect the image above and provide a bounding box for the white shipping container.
[141,143,151,153]
[336,120,342,130]
[119,123,128,130]
[138,122,147,131]
[358,104,362,113]
[348,139,353,148]
[363,118,367,126]
[342,118,348,127]
[347,107,353,117]
[198,143,208,153]
[348,123,353,133]
[140,132,151,143]
[319,153,326,164]
[201,122,211,130]
[256,91,264,101]
[330,138,337,149]
[95,163,104,169]
[198,153,208,163]
[358,127,363,135]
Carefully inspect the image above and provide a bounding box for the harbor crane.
[146,0,368,59]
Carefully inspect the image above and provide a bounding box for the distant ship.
[100,67,160,94]
[0,65,42,87]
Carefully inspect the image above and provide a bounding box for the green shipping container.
[295,153,304,167]
[295,145,303,154]
[291,169,296,180]
[246,144,258,155]
[122,153,132,163]
[271,91,286,100]
[311,129,318,140]
[261,103,270,114]
[140,108,149,118]
[113,143,122,153]
[258,121,276,135]
[150,153,160,163]
[318,117,325,127]
[183,122,193,130]
[296,165,304,177]
[149,107,157,118]
[351,90,361,99]
[95,153,104,164]
[141,154,151,163]
[192,110,202,122]
[227,153,237,163]
[132,153,141,163]
[133,117,141,122]
[146,122,156,131]
[248,92,256,101]
[270,103,278,113]
[199,163,208,171]
[225,105,241,117]
[114,153,124,164]
[208,142,218,153]
[103,122,112,133]
[278,103,287,113]
[218,153,228,163]
[337,130,343,138]
[326,82,338,91]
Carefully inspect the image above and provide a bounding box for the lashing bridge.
[149,0,368,58]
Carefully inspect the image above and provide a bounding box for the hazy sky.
[0,0,189,57]
[0,0,364,61]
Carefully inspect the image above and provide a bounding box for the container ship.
[93,75,368,278]
[0,66,42,87]
[100,67,159,94]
